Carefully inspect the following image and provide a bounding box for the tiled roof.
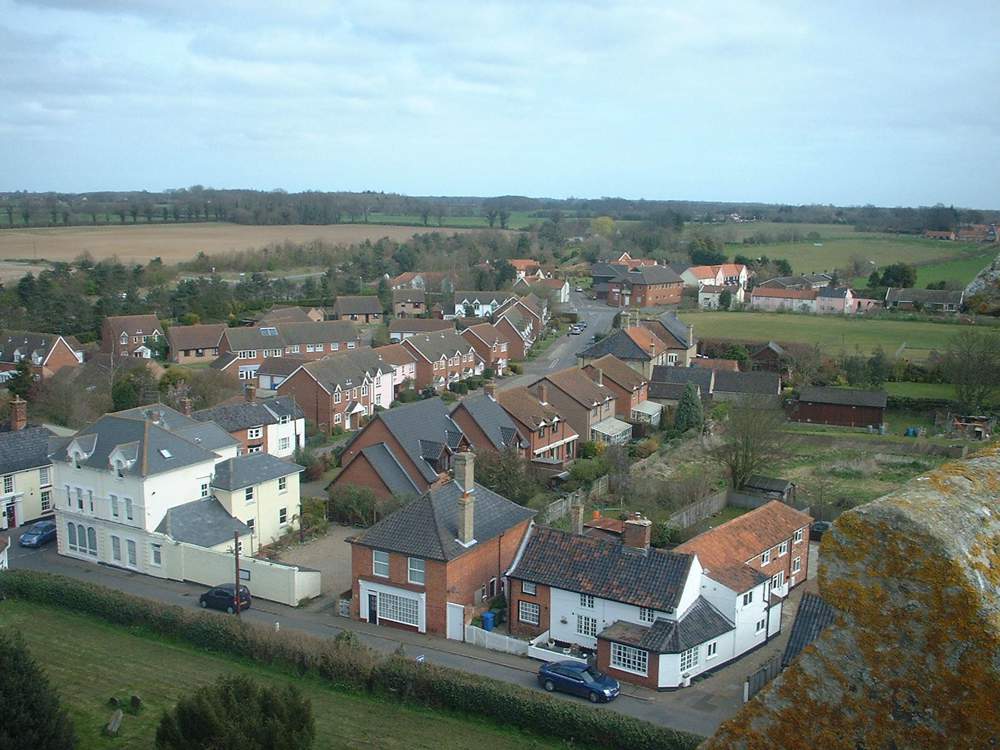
[392,289,426,304]
[278,321,359,346]
[753,341,786,358]
[691,358,740,373]
[257,306,314,324]
[462,323,503,346]
[578,329,648,362]
[651,365,714,392]
[584,516,625,534]
[648,382,693,400]
[212,453,301,491]
[334,296,382,315]
[756,276,811,290]
[105,314,162,336]
[599,596,733,654]
[818,286,852,299]
[167,324,226,351]
[194,395,304,432]
[752,288,817,300]
[497,387,568,432]
[353,480,535,561]
[676,501,813,593]
[798,387,886,408]
[453,291,517,306]
[401,330,475,363]
[256,357,308,377]
[211,351,238,371]
[584,355,647,391]
[618,265,682,285]
[0,331,70,365]
[360,443,420,496]
[295,350,391,392]
[373,343,417,367]
[453,394,524,451]
[115,404,238,452]
[650,312,695,348]
[509,526,693,612]
[0,425,54,474]
[537,367,616,408]
[685,265,719,280]
[375,398,467,484]
[885,288,964,305]
[714,370,781,395]
[388,318,453,334]
[155,496,250,548]
[782,592,837,668]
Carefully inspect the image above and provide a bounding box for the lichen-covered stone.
[702,447,1000,749]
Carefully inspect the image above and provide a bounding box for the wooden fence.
[744,653,782,702]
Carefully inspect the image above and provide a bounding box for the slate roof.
[352,480,535,561]
[453,394,524,451]
[584,354,647,391]
[651,365,714,392]
[590,262,625,280]
[194,395,304,433]
[334,296,382,315]
[388,318,454,334]
[454,290,518,307]
[114,404,240,453]
[885,288,964,306]
[618,265,682,285]
[579,329,649,362]
[599,597,734,654]
[373,398,467,484]
[155,496,251,548]
[257,306,314,324]
[0,425,54,474]
[743,475,794,494]
[212,453,301,490]
[167,324,226,352]
[401,330,475,363]
[714,370,781,395]
[782,593,837,668]
[538,367,615,408]
[798,387,887,408]
[496,387,567,432]
[648,382,693,401]
[658,313,695,348]
[360,443,420,496]
[818,286,852,299]
[0,331,71,365]
[508,526,693,612]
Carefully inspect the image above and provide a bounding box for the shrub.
[569,457,609,484]
[508,362,522,374]
[0,630,76,749]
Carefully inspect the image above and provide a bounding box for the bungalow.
[582,354,661,427]
[392,289,426,318]
[531,368,627,445]
[400,330,483,391]
[0,330,83,380]
[388,318,454,342]
[790,386,887,429]
[102,314,164,358]
[256,306,324,325]
[450,383,526,456]
[750,287,818,313]
[712,370,782,405]
[496,386,578,470]
[332,296,383,323]
[884,288,964,313]
[577,326,670,379]
[0,398,55,529]
[452,291,517,319]
[167,324,226,364]
[461,323,509,376]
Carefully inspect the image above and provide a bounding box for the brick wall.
[597,638,660,690]
[278,369,332,431]
[338,419,434,493]
[334,454,394,501]
[508,581,551,637]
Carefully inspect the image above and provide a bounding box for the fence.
[541,476,611,524]
[743,653,782,702]
[464,625,529,656]
[666,490,728,530]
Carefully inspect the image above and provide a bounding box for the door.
[446,603,464,641]
[367,593,378,624]
[4,502,15,529]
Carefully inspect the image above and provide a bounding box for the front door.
[4,502,15,529]
[367,593,378,624]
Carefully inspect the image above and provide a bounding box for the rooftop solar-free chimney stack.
[10,396,27,432]
[570,502,584,536]
[538,382,549,405]
[244,383,256,402]
[623,512,652,552]
[484,381,497,399]
[455,452,476,546]
[179,397,193,417]
[594,368,604,386]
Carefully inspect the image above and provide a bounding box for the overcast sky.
[1,0,998,207]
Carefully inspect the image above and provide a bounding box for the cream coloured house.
[0,398,55,529]
[209,454,301,549]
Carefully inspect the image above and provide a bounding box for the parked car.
[199,583,252,614]
[569,326,583,335]
[810,520,832,541]
[538,661,620,703]
[578,320,588,328]
[19,520,57,548]
[575,287,584,293]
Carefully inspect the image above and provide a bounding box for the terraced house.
[451,291,517,319]
[400,330,483,390]
[460,323,509,376]
[214,320,362,382]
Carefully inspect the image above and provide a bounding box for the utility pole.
[233,531,241,617]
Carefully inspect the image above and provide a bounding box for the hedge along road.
[7,542,730,738]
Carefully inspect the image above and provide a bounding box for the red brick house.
[215,320,362,382]
[493,310,533,361]
[790,386,887,429]
[392,289,426,318]
[450,383,526,456]
[461,323,509,376]
[350,452,535,638]
[531,368,626,444]
[0,331,83,380]
[400,330,482,390]
[582,354,659,426]
[332,296,383,323]
[496,385,578,467]
[606,266,683,308]
[101,314,164,358]
[167,324,226,364]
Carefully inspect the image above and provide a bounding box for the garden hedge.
[0,570,701,750]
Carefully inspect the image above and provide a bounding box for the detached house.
[583,355,661,427]
[192,388,305,458]
[452,291,517,319]
[639,313,697,367]
[496,386,578,471]
[400,330,483,390]
[392,289,426,318]
[0,398,54,529]
[461,323,509,376]
[531,368,627,445]
[577,326,670,379]
[332,296,383,323]
[350,452,535,638]
[508,259,547,281]
[0,331,83,380]
[255,306,324,325]
[102,315,164,358]
[167,324,226,364]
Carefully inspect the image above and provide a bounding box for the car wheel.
[199,600,207,608]
[588,691,600,703]
[226,605,235,614]
[543,680,555,692]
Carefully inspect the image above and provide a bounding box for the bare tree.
[712,397,789,488]
[942,329,1000,412]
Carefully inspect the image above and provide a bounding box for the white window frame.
[793,528,804,544]
[680,646,700,672]
[742,591,753,606]
[576,614,598,637]
[610,642,648,676]
[279,437,290,451]
[334,391,342,404]
[126,539,137,567]
[778,541,788,557]
[377,590,419,627]
[521,581,536,595]
[792,556,802,574]
[579,593,594,608]
[279,507,288,525]
[111,535,121,561]
[150,543,162,567]
[373,550,390,578]
[407,557,425,585]
[245,487,255,504]
[518,600,539,625]
[755,618,766,633]
[771,571,784,590]
[334,413,343,424]
[2,475,12,495]
[39,466,51,487]
[247,426,263,440]
[124,497,133,520]
[761,549,771,566]
[278,476,287,493]
[639,607,656,623]
[200,480,210,498]
[40,489,51,512]
[706,641,718,660]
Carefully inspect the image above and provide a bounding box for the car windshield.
[580,667,602,683]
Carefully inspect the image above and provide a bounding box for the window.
[86,527,97,556]
[39,466,50,486]
[306,344,315,353]
[334,391,342,404]
[755,618,766,633]
[127,539,137,567]
[76,487,83,510]
[111,535,121,562]
[771,571,784,590]
[706,641,718,659]
[247,427,263,439]
[639,607,656,623]
[680,646,700,672]
[761,549,771,566]
[279,507,288,525]
[792,556,802,574]
[125,498,133,520]
[88,490,94,512]
[576,614,598,637]
[373,550,390,578]
[290,345,300,354]
[793,528,804,544]
[407,557,425,585]
[521,581,536,596]
[245,487,255,504]
[247,446,263,454]
[377,590,419,627]
[778,541,788,556]
[200,480,210,498]
[40,489,51,512]
[67,522,77,550]
[347,341,356,349]
[579,593,594,608]
[110,495,119,518]
[65,485,71,507]
[361,384,368,396]
[278,476,287,493]
[742,591,753,606]
[334,413,343,424]
[151,544,162,566]
[611,643,648,676]
[279,437,290,451]
[519,601,540,625]
[333,342,341,351]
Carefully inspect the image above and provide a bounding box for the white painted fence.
[464,625,529,656]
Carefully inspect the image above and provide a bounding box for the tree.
[155,674,314,750]
[718,288,732,310]
[7,360,35,399]
[484,209,498,228]
[591,216,615,238]
[866,347,889,387]
[722,344,750,369]
[473,446,541,505]
[712,397,788,488]
[498,209,510,229]
[942,329,1000,412]
[877,263,917,288]
[0,631,76,750]
[674,383,703,433]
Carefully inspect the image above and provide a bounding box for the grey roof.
[392,289,425,304]
[334,296,383,315]
[757,275,810,289]
[743,475,794,494]
[222,326,284,351]
[590,262,626,280]
[651,365,714,392]
[194,396,304,433]
[360,443,420,496]
[295,350,391,392]
[599,597,733,654]
[0,425,54,474]
[648,382,694,400]
[508,526,693,612]
[279,321,359,345]
[453,290,517,306]
[0,331,68,365]
[798,386,887,408]
[256,358,307,377]
[753,341,787,358]
[212,453,301,491]
[713,370,781,395]
[371,398,467,484]
[782,593,837,668]
[655,313,694,348]
[257,306,314,324]
[211,351,237,371]
[114,404,239,452]
[454,394,525,451]
[579,329,648,361]
[620,265,682,285]
[155,496,251,548]
[402,330,475,363]
[885,287,964,306]
[818,286,852,299]
[388,318,454,334]
[354,480,535,561]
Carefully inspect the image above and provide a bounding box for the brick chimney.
[570,503,584,536]
[454,452,476,546]
[687,323,694,346]
[179,397,193,417]
[484,381,497,400]
[244,383,256,402]
[9,396,27,432]
[538,382,549,405]
[594,368,604,386]
[623,513,652,552]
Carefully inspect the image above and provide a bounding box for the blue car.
[538,660,620,703]
[19,520,57,548]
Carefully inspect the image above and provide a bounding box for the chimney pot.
[623,514,652,552]
[538,382,549,405]
[570,503,584,536]
[594,368,604,386]
[244,383,256,402]
[10,396,27,432]
[454,452,476,545]
[179,397,193,417]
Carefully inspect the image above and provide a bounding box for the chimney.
[244,383,256,402]
[623,513,652,552]
[484,381,497,400]
[687,324,694,346]
[454,452,476,546]
[9,396,27,432]
[594,368,604,386]
[179,397,193,417]
[538,382,549,405]
[570,503,584,536]
[148,408,162,425]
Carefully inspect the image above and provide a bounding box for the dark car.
[538,660,619,703]
[199,583,252,614]
[19,520,57,548]
[810,521,832,541]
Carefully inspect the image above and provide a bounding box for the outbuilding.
[790,386,887,428]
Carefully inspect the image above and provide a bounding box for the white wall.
[359,579,426,633]
[265,418,305,458]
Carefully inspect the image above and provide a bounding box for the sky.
[1,0,998,208]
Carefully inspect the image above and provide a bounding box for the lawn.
[883,381,957,400]
[0,601,567,750]
[915,247,997,288]
[675,506,747,542]
[686,311,962,359]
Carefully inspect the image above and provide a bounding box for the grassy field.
[883,381,957,400]
[915,247,996,288]
[365,211,540,230]
[0,601,568,750]
[687,311,962,359]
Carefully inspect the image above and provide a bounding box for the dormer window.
[116,461,125,478]
[119,332,128,345]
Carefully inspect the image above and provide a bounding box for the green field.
[915,247,996,288]
[365,211,540,230]
[883,381,957,400]
[687,311,963,359]
[0,601,565,750]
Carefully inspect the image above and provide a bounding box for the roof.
[255,357,308,378]
[885,288,964,305]
[538,367,615,408]
[392,289,426,304]
[714,370,781,395]
[497,387,568,432]
[293,350,391,392]
[211,351,237,371]
[752,288,818,300]
[590,262,624,279]
[798,386,887,408]
[591,416,632,437]
[782,593,837,668]
[374,398,467,484]
[0,331,71,365]
[756,276,811,290]
[194,395,304,433]
[509,526,694,612]
[388,318,454,334]
[632,400,662,417]
[0,425,54,474]
[617,265,682,286]
[648,382,694,400]
[645,312,695,348]
[373,343,416,367]
[360,443,420,496]
[743,475,794,494]
[584,516,625,534]
[753,341,786,358]
[257,306,314,324]
[104,314,162,335]
[155,496,251,547]
[676,501,813,592]
[212,453,301,490]
[579,329,649,362]
[508,258,543,271]
[401,330,475,363]
[334,296,382,315]
[599,597,733,654]
[278,320,359,346]
[462,323,503,346]
[453,394,524,451]
[353,480,535,561]
[651,365,714,392]
[818,286,852,299]
[538,278,567,289]
[114,404,238,452]
[584,354,647,391]
[691,358,740,373]
[454,290,517,306]
[167,324,226,351]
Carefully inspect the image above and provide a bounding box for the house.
[350,452,535,638]
[519,293,550,327]
[207,453,302,547]
[884,288,964,313]
[698,285,744,310]
[332,398,469,501]
[648,367,713,409]
[647,381,699,411]
[639,313,697,367]
[102,315,164,358]
[816,287,855,315]
[577,326,670,379]
[681,264,749,290]
[167,324,226,364]
[791,387,887,428]
[750,341,789,374]
[392,289,426,318]
[450,383,526,456]
[193,388,305,458]
[494,310,533,361]
[388,318,454,342]
[691,358,741,373]
[582,354,660,427]
[276,350,394,433]
[955,224,997,243]
[508,259,547,281]
[589,262,625,301]
[537,278,570,304]
[256,306,324,325]
[495,298,541,341]
[0,331,83,380]
[923,230,957,241]
[497,386,578,470]
[452,291,518,319]
[606,266,683,308]
[255,357,306,390]
[712,370,782,405]
[372,343,418,397]
[0,398,55,529]
[216,321,363,382]
[461,323,509,376]
[742,475,796,504]
[390,271,456,293]
[758,273,833,291]
[332,296,383,323]
[781,592,836,669]
[507,513,782,690]
[750,288,817,313]
[531,368,627,445]
[401,330,483,391]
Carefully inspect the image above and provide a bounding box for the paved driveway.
[277,524,355,597]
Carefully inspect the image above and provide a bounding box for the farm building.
[790,386,887,428]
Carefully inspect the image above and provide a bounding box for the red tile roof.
[691,358,741,372]
[623,326,668,357]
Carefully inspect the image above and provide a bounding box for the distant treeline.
[0,187,995,233]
